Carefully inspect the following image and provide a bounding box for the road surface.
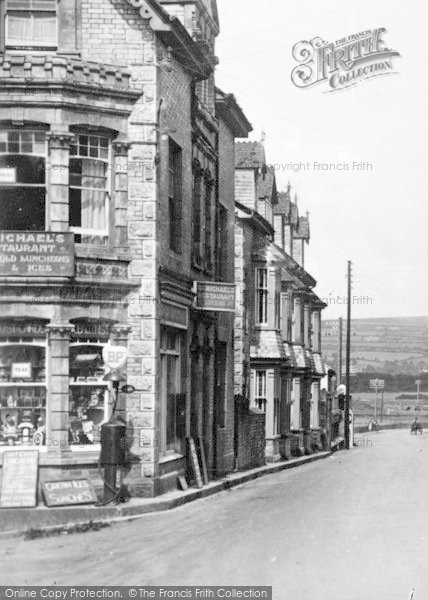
[1,429,428,599]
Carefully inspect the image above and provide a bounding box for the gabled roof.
[235,141,266,169]
[257,166,276,200]
[274,188,291,215]
[295,215,310,240]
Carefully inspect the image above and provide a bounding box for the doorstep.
[0,451,331,538]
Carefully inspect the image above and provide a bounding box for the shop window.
[69,134,110,246]
[255,268,268,325]
[69,343,109,446]
[168,138,182,254]
[254,370,267,412]
[160,327,185,455]
[5,0,58,49]
[0,341,47,447]
[0,130,46,231]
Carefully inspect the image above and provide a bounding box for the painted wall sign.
[41,479,97,507]
[195,282,236,312]
[0,322,46,338]
[0,449,39,508]
[0,232,74,277]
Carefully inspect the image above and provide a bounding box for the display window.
[69,342,109,447]
[0,341,47,447]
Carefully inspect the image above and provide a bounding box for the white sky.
[215,0,428,320]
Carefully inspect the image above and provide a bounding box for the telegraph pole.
[338,317,343,385]
[345,261,352,449]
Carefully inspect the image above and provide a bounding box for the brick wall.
[236,402,265,471]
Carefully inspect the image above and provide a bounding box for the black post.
[345,261,352,449]
[338,317,343,385]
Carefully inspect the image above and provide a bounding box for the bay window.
[0,130,46,231]
[69,134,110,246]
[256,267,268,325]
[5,0,58,49]
[254,370,267,412]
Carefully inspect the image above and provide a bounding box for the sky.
[215,0,428,321]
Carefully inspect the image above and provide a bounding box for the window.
[168,139,182,254]
[204,176,213,272]
[192,167,202,265]
[0,339,47,447]
[160,327,185,454]
[69,343,109,446]
[5,0,57,49]
[256,268,268,324]
[275,291,281,330]
[69,134,110,246]
[216,205,228,280]
[273,376,281,435]
[0,130,46,231]
[254,370,267,412]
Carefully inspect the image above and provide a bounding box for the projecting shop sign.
[0,232,74,277]
[195,282,236,312]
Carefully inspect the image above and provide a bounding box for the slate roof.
[274,190,291,215]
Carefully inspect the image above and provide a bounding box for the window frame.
[0,129,48,231]
[255,267,268,325]
[4,0,58,50]
[69,133,111,246]
[168,138,182,255]
[254,369,267,412]
[160,327,184,456]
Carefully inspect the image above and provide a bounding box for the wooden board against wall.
[188,437,203,489]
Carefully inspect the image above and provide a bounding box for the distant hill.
[322,316,428,375]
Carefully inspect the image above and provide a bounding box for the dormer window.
[5,0,58,50]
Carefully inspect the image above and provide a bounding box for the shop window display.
[0,343,47,446]
[69,343,109,446]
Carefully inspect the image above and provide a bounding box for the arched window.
[0,130,47,231]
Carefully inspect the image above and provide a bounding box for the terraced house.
[0,0,246,497]
[234,142,327,464]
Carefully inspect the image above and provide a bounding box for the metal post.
[345,261,352,449]
[338,317,343,386]
[374,380,378,421]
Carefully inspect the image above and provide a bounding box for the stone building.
[234,143,327,463]
[0,0,244,497]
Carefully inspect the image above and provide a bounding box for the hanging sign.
[195,282,236,312]
[102,344,128,370]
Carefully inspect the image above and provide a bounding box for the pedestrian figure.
[409,587,415,600]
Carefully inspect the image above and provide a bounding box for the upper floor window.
[168,138,182,254]
[69,134,110,246]
[256,267,268,325]
[5,0,58,49]
[0,130,47,231]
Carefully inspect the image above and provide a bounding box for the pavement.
[0,451,330,538]
[1,429,427,600]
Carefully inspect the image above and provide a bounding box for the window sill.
[75,246,131,262]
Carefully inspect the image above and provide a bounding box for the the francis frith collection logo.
[291,28,400,92]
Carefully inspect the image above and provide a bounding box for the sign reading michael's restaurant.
[0,232,74,277]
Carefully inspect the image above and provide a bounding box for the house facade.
[0,0,247,497]
[234,144,327,463]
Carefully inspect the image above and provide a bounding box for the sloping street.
[1,430,428,599]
